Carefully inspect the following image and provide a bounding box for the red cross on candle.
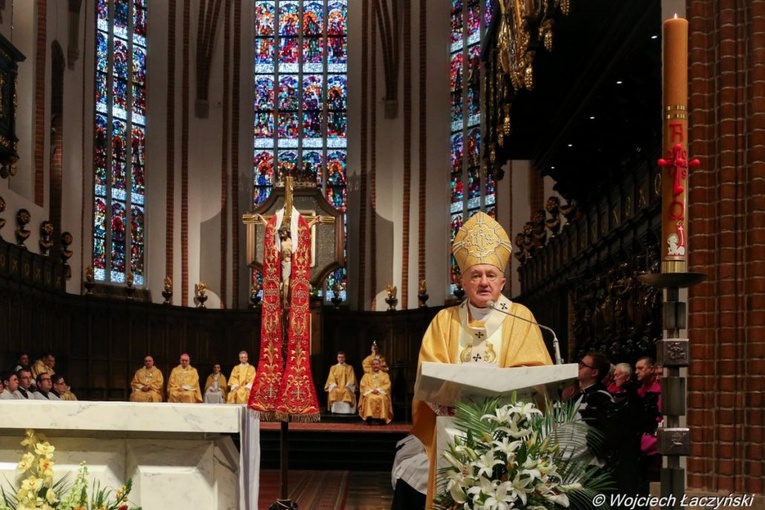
[658,143,700,220]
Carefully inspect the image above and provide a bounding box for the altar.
[0,400,259,510]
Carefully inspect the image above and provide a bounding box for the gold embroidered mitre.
[452,212,512,273]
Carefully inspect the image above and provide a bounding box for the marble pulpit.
[414,362,578,475]
[414,361,578,406]
[0,400,260,510]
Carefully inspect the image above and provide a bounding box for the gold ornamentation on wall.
[495,0,569,92]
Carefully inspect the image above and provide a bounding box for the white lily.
[507,471,534,506]
[543,491,571,507]
[473,449,502,478]
[492,436,523,457]
[483,480,519,510]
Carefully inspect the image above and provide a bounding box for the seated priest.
[31,352,56,379]
[359,358,394,424]
[129,355,164,402]
[16,369,34,399]
[33,373,60,400]
[51,374,78,400]
[204,363,228,404]
[411,212,553,508]
[167,353,203,403]
[0,372,22,399]
[362,340,389,374]
[226,350,256,404]
[324,351,357,414]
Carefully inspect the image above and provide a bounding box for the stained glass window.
[450,0,494,292]
[94,0,147,286]
[254,0,348,300]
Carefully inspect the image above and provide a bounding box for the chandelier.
[496,0,570,91]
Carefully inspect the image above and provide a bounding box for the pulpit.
[414,362,578,473]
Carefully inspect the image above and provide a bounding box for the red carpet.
[259,470,349,510]
[260,421,410,433]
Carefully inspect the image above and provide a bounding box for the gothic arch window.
[449,0,494,291]
[253,0,348,297]
[93,0,147,285]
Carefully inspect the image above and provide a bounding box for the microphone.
[485,300,564,365]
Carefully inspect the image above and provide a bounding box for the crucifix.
[243,175,337,308]
[243,171,344,510]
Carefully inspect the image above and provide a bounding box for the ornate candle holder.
[60,232,73,279]
[417,279,429,308]
[15,208,31,248]
[84,265,95,295]
[385,284,398,311]
[39,221,54,256]
[125,272,136,300]
[162,276,173,305]
[331,282,344,308]
[196,281,208,309]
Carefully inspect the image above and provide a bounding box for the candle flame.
[674,13,678,19]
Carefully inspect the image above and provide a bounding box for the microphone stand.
[485,300,564,365]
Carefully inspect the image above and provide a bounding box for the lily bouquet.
[435,395,613,510]
[0,430,141,510]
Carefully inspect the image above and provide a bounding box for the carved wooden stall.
[0,34,24,179]
[483,0,665,363]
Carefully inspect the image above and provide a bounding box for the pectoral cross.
[473,353,482,362]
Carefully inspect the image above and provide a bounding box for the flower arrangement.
[0,430,141,510]
[435,395,613,510]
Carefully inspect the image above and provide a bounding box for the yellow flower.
[45,487,59,504]
[20,476,43,492]
[34,441,55,459]
[38,458,55,482]
[15,488,29,502]
[21,429,37,447]
[17,452,36,472]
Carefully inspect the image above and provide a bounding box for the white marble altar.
[0,400,259,510]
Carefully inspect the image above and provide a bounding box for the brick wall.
[687,0,765,494]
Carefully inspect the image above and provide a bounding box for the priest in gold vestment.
[129,355,164,402]
[411,212,553,507]
[324,351,357,414]
[204,363,228,403]
[31,353,56,379]
[359,359,393,423]
[226,350,256,404]
[167,353,203,403]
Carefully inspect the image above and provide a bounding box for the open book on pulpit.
[414,361,578,406]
